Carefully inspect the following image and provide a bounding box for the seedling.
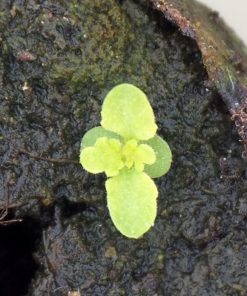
[80,84,172,239]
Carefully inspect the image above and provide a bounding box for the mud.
[0,0,247,295]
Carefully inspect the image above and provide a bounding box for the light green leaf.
[81,126,120,148]
[101,84,157,141]
[80,137,124,177]
[136,144,156,165]
[106,169,158,239]
[121,140,156,172]
[143,135,172,178]
[79,146,104,174]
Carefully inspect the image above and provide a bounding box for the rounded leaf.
[80,137,124,177]
[106,169,158,239]
[101,84,157,140]
[143,135,172,178]
[137,144,156,165]
[81,126,120,148]
[80,146,104,174]
[121,140,156,172]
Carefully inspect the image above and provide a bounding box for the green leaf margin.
[101,83,157,141]
[143,135,172,178]
[106,168,158,239]
[81,126,120,148]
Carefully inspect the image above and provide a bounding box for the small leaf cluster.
[80,84,172,239]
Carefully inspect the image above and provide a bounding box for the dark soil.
[0,218,41,296]
[0,0,247,295]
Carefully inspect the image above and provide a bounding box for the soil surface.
[0,0,247,295]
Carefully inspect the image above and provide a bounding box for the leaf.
[80,137,124,177]
[106,169,158,239]
[101,84,157,141]
[136,144,156,166]
[122,140,156,172]
[79,146,104,174]
[143,135,172,178]
[81,126,120,148]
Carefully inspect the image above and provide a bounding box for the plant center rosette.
[80,84,172,239]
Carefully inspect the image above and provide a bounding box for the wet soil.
[0,0,247,295]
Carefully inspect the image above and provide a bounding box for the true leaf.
[106,169,158,239]
[80,137,124,177]
[79,146,103,174]
[122,140,156,172]
[81,126,120,148]
[101,84,157,141]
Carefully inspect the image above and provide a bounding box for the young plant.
[80,84,172,239]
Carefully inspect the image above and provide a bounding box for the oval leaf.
[81,126,120,148]
[101,84,157,141]
[80,137,124,177]
[80,146,104,174]
[106,169,158,239]
[143,135,172,178]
